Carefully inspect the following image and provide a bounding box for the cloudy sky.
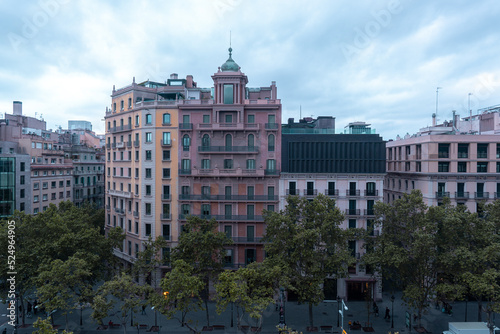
[1,0,500,140]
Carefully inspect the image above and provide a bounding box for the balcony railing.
[436,192,450,198]
[179,194,278,201]
[346,189,361,196]
[179,169,191,175]
[286,189,299,196]
[364,190,379,197]
[264,169,279,175]
[477,152,488,159]
[179,214,264,221]
[324,189,339,196]
[474,192,489,199]
[133,140,140,147]
[231,236,264,243]
[364,209,375,216]
[133,211,139,217]
[161,214,171,220]
[198,146,258,153]
[303,189,317,197]
[160,139,172,146]
[265,123,279,130]
[162,194,171,200]
[345,209,361,216]
[455,192,469,199]
[179,123,193,130]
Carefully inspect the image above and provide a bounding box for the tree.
[437,200,500,334]
[91,273,152,334]
[171,216,233,326]
[215,260,284,330]
[263,194,355,328]
[365,190,440,328]
[132,235,167,290]
[32,318,73,334]
[35,256,93,331]
[0,202,123,326]
[152,259,206,333]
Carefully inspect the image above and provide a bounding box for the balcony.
[134,140,140,147]
[345,209,361,216]
[179,194,278,201]
[197,122,260,131]
[324,189,339,196]
[191,168,266,177]
[126,141,132,148]
[116,142,125,149]
[160,139,172,147]
[435,192,450,199]
[302,189,317,197]
[346,189,361,197]
[110,124,132,133]
[265,123,279,130]
[106,143,111,149]
[364,209,375,216]
[474,192,489,199]
[231,236,264,243]
[114,207,125,215]
[455,192,469,199]
[286,189,300,196]
[105,205,110,211]
[264,169,279,176]
[161,214,171,220]
[198,146,258,153]
[179,123,193,130]
[162,194,171,200]
[178,214,264,222]
[179,169,191,175]
[108,189,133,198]
[364,190,379,197]
[133,211,139,217]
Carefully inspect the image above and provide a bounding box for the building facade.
[281,118,386,301]
[104,49,281,275]
[386,109,500,212]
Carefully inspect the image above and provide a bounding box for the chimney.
[13,101,22,115]
[170,73,178,79]
[186,75,193,88]
[432,113,436,126]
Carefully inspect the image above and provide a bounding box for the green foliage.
[215,260,284,328]
[153,259,205,333]
[33,318,73,334]
[133,236,168,288]
[263,194,354,327]
[91,273,152,332]
[35,256,93,330]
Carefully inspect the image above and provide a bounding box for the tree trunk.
[205,298,210,326]
[65,313,68,331]
[477,300,483,322]
[308,302,314,328]
[487,310,495,334]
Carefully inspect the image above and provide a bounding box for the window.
[223,84,234,104]
[266,159,276,171]
[162,224,171,240]
[20,162,25,171]
[458,143,469,158]
[247,114,255,123]
[145,203,152,215]
[145,168,152,178]
[247,205,255,219]
[20,189,25,199]
[248,134,254,149]
[145,132,152,142]
[163,185,170,199]
[268,134,275,151]
[224,159,233,169]
[146,185,151,196]
[225,249,233,266]
[349,219,356,229]
[42,182,48,189]
[497,162,500,173]
[202,134,210,149]
[42,194,48,201]
[224,225,232,238]
[438,162,449,172]
[246,159,255,170]
[366,182,376,196]
[477,162,488,173]
[225,204,232,218]
[203,115,210,123]
[145,150,152,160]
[162,113,171,125]
[135,114,140,126]
[201,159,211,169]
[458,162,467,172]
[162,132,171,145]
[225,134,232,149]
[477,143,488,158]
[163,150,170,160]
[201,204,210,217]
[145,114,152,125]
[438,143,449,158]
[416,161,422,172]
[34,195,39,203]
[201,186,210,198]
[247,225,255,241]
[181,204,190,215]
[163,168,170,178]
[182,135,190,151]
[181,159,191,172]
[145,223,151,236]
[327,182,336,196]
[20,175,25,185]
[33,183,39,190]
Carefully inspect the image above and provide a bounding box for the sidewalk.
[2,291,498,334]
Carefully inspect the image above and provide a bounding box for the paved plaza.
[1,290,498,334]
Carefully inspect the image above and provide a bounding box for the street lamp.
[391,295,395,329]
[336,296,340,327]
[339,299,348,333]
[151,306,158,330]
[278,287,286,328]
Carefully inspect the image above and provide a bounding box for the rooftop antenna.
[435,87,442,120]
[300,105,302,119]
[468,92,473,132]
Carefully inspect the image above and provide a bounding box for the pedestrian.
[384,307,390,319]
[141,304,146,315]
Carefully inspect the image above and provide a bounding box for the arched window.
[163,113,171,125]
[202,134,210,149]
[248,134,255,150]
[182,135,191,151]
[225,134,232,150]
[268,134,275,152]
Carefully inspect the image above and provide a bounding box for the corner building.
[178,48,281,267]
[105,49,281,274]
